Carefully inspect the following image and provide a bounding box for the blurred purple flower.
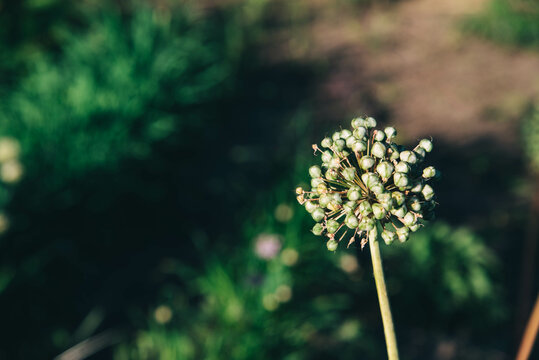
[254,233,282,260]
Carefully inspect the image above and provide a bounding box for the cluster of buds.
[296,117,438,251]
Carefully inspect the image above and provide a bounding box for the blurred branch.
[516,293,539,360]
[54,329,124,360]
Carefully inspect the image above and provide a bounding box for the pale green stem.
[369,227,400,360]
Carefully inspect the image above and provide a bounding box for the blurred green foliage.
[463,0,539,48]
[522,106,539,171]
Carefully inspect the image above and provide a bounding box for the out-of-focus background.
[0,0,538,359]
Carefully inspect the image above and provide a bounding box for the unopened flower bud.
[370,184,385,195]
[365,117,377,128]
[402,212,416,226]
[316,183,328,194]
[392,205,407,218]
[422,166,436,179]
[391,191,405,206]
[360,156,375,170]
[384,127,397,139]
[372,203,387,220]
[325,168,338,180]
[327,201,340,212]
[393,172,409,188]
[360,217,375,231]
[327,239,338,251]
[409,223,420,232]
[343,201,357,213]
[352,141,367,152]
[345,214,359,229]
[359,201,373,216]
[400,150,417,164]
[311,178,324,188]
[321,137,332,148]
[319,194,331,208]
[376,161,394,180]
[342,167,356,182]
[397,227,409,242]
[329,157,341,169]
[312,208,325,222]
[381,229,396,245]
[353,127,367,139]
[411,182,423,193]
[309,165,322,178]
[419,138,433,152]
[321,151,332,163]
[295,187,304,195]
[346,136,357,148]
[305,201,318,213]
[296,194,304,203]
[327,219,340,233]
[334,139,345,152]
[408,196,421,212]
[395,161,410,173]
[414,147,426,162]
[361,172,380,188]
[374,130,386,142]
[351,118,365,128]
[332,132,341,141]
[372,142,387,158]
[340,129,352,139]
[377,193,394,210]
[312,223,324,235]
[347,188,361,201]
[422,184,434,201]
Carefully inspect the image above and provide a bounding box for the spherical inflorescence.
[296,117,439,251]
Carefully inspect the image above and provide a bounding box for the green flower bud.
[295,187,304,195]
[352,141,367,152]
[326,168,338,181]
[321,137,332,148]
[346,136,357,148]
[332,132,341,141]
[370,184,385,195]
[327,239,338,252]
[395,161,410,173]
[340,129,352,139]
[327,200,341,212]
[408,196,422,212]
[332,193,342,204]
[391,205,407,218]
[347,188,361,201]
[316,183,328,194]
[389,144,400,161]
[422,166,436,179]
[311,178,324,188]
[351,118,365,128]
[345,214,359,229]
[361,172,380,188]
[343,201,357,213]
[409,223,420,232]
[319,194,331,208]
[411,181,423,193]
[309,165,322,178]
[334,139,345,152]
[376,161,394,180]
[377,193,394,211]
[374,130,386,142]
[329,157,341,169]
[419,138,433,152]
[296,194,304,203]
[391,191,405,206]
[365,117,377,128]
[381,229,396,245]
[400,150,417,164]
[353,127,367,139]
[396,227,409,242]
[360,156,375,170]
[414,147,426,162]
[360,217,375,231]
[384,127,397,139]
[402,212,416,226]
[342,167,356,182]
[321,151,332,163]
[305,201,318,213]
[359,201,372,216]
[327,219,340,233]
[342,150,351,157]
[312,223,324,235]
[422,184,434,200]
[312,208,325,222]
[393,172,409,188]
[372,203,387,220]
[372,142,387,158]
